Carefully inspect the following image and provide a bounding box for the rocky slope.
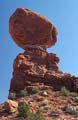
[1,87,78,120]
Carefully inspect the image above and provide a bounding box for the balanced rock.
[9,8,78,97]
[9,8,58,49]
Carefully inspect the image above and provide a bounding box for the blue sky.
[0,0,78,103]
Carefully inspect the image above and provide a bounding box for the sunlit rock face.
[10,50,60,93]
[9,8,78,97]
[9,8,58,49]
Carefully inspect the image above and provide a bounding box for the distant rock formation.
[9,8,78,97]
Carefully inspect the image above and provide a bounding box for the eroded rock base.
[9,48,78,97]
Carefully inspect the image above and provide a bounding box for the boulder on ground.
[4,100,18,113]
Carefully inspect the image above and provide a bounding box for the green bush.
[8,92,16,100]
[61,86,70,96]
[20,89,28,97]
[28,110,45,120]
[75,87,78,93]
[32,88,39,94]
[18,103,30,118]
[18,103,45,120]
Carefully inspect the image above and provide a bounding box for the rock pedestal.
[9,8,78,97]
[10,48,60,93]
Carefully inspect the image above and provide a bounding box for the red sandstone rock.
[4,100,18,113]
[1,7,78,120]
[9,48,78,94]
[9,8,58,49]
[9,8,78,97]
[9,49,60,93]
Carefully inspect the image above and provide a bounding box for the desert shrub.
[18,103,30,118]
[20,89,28,97]
[18,103,45,120]
[34,110,45,120]
[75,87,78,93]
[28,110,45,120]
[32,88,39,94]
[8,92,16,100]
[61,86,70,96]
